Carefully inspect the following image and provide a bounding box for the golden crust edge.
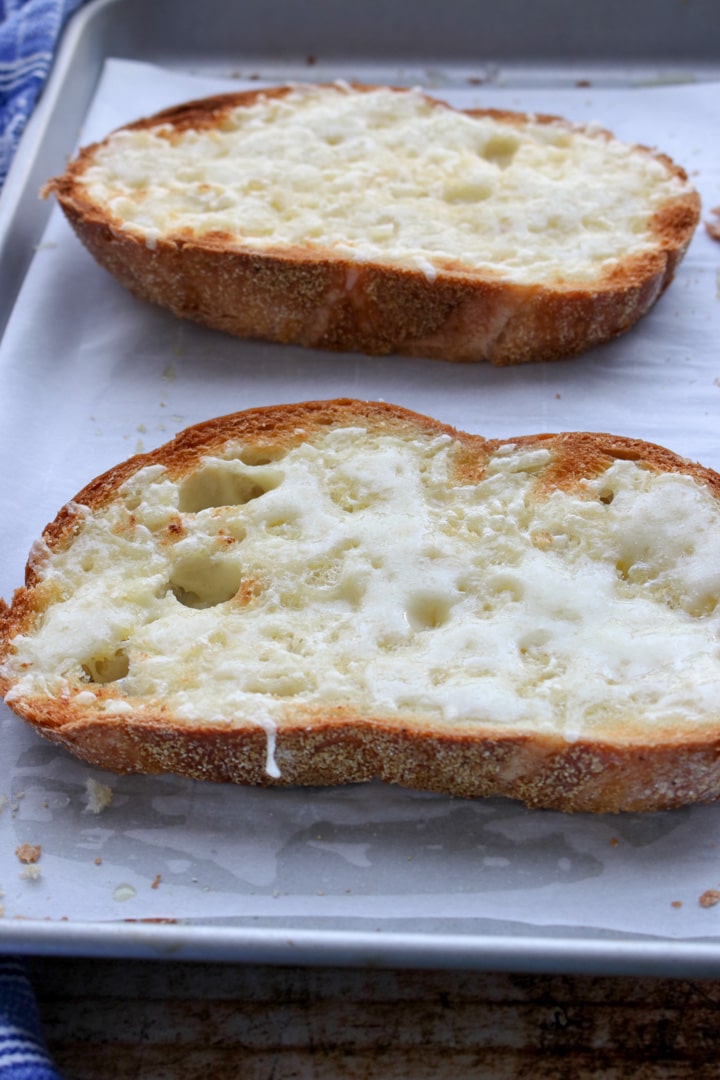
[7,696,720,814]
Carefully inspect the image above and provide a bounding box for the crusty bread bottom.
[2,400,720,813]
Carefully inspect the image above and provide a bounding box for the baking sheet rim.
[3,1,720,974]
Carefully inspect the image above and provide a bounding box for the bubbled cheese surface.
[79,86,690,284]
[4,428,720,741]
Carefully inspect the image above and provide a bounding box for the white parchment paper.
[1,59,720,940]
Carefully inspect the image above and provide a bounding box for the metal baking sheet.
[2,0,720,974]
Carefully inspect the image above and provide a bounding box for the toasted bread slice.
[2,400,720,812]
[45,84,699,365]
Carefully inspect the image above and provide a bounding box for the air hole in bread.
[530,531,554,552]
[178,463,282,512]
[406,592,454,631]
[582,214,612,232]
[604,446,643,462]
[279,590,304,610]
[237,446,287,467]
[329,482,376,514]
[265,513,302,539]
[480,133,519,168]
[83,649,129,684]
[220,521,247,543]
[377,632,404,652]
[686,594,718,618]
[443,179,493,204]
[169,554,243,609]
[487,574,525,603]
[335,573,367,608]
[305,557,342,589]
[244,674,308,697]
[617,557,634,583]
[518,628,553,656]
[613,561,651,587]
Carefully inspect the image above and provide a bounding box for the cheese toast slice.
[2,400,719,812]
[45,84,700,364]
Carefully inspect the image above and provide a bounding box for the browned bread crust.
[44,86,700,365]
[2,400,720,813]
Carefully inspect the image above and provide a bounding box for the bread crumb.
[15,843,41,864]
[113,884,137,902]
[151,874,162,890]
[706,207,720,242]
[699,889,720,908]
[610,837,619,847]
[94,857,103,866]
[84,778,113,814]
[671,900,683,909]
[20,865,41,881]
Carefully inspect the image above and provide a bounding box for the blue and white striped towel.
[3,5,87,1076]
[0,959,61,1079]
[0,0,86,188]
